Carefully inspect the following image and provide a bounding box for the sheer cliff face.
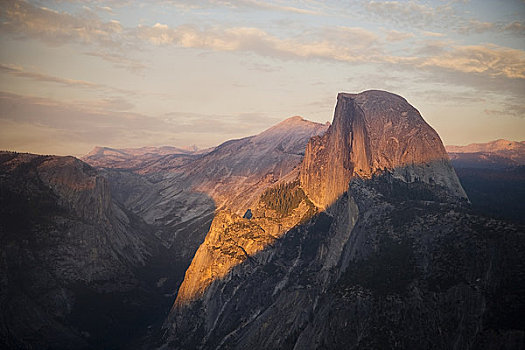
[172,91,469,314]
[301,91,466,209]
[160,91,523,350]
[6,90,522,349]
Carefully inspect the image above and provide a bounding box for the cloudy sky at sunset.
[0,0,524,156]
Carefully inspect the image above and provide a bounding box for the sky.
[0,0,524,156]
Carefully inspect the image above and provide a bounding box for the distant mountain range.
[447,139,525,153]
[443,139,525,225]
[446,139,525,169]
[83,138,525,173]
[1,91,523,349]
[82,145,212,174]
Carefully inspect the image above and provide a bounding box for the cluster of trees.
[260,180,307,217]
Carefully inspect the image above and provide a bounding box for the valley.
[1,91,523,349]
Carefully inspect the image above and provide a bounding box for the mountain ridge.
[446,139,525,169]
[161,91,516,350]
[2,91,524,350]
[0,151,158,349]
[446,139,525,153]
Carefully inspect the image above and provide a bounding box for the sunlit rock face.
[161,91,524,350]
[168,120,333,314]
[174,181,316,307]
[173,91,469,311]
[86,117,329,302]
[4,91,522,350]
[171,91,469,316]
[104,116,328,252]
[301,90,466,209]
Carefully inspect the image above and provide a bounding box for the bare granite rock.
[161,91,523,350]
[301,91,466,209]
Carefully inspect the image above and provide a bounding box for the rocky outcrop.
[94,116,328,250]
[292,178,524,350]
[161,91,524,349]
[12,116,323,348]
[167,118,327,308]
[301,91,466,209]
[3,91,523,349]
[163,171,524,349]
[93,117,328,297]
[174,181,316,307]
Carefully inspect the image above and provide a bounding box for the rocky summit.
[162,91,523,349]
[1,90,524,350]
[301,91,466,209]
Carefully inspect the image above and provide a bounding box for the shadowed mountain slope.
[0,152,156,349]
[162,91,523,350]
[2,92,523,349]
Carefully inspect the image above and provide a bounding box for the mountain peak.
[301,90,466,208]
[446,139,525,153]
[282,115,306,123]
[256,116,328,140]
[271,115,314,129]
[337,90,409,106]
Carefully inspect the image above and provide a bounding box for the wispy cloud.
[83,51,147,72]
[364,0,455,29]
[0,91,284,155]
[384,29,414,42]
[363,0,524,37]
[154,0,322,15]
[503,21,525,36]
[0,0,144,72]
[1,0,524,125]
[458,19,525,36]
[0,63,100,88]
[0,0,124,46]
[0,63,139,96]
[421,31,445,37]
[135,24,380,62]
[485,104,525,118]
[135,22,525,81]
[416,44,525,79]
[227,0,321,15]
[3,0,523,83]
[457,19,495,34]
